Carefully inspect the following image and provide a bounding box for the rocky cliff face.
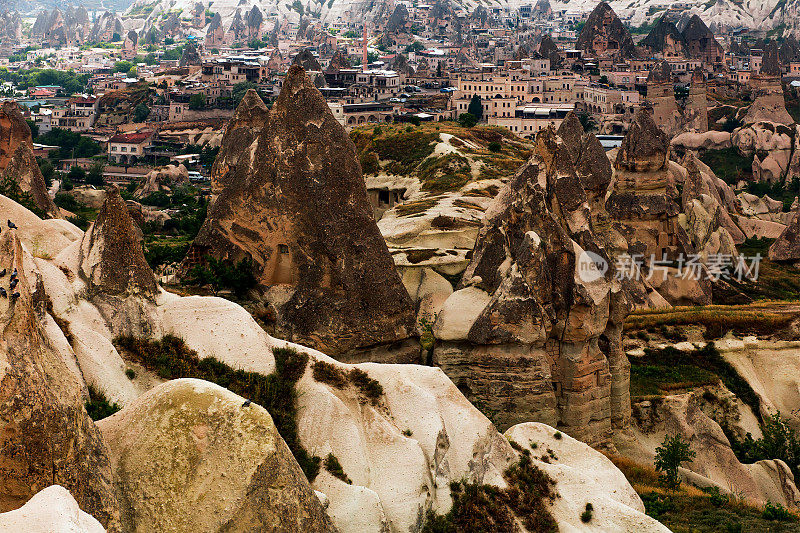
[89,12,123,43]
[184,66,417,358]
[179,39,202,66]
[432,122,630,445]
[0,231,119,530]
[576,2,637,59]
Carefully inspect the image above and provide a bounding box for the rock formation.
[576,2,637,59]
[386,4,409,33]
[745,41,794,126]
[432,123,630,445]
[179,39,202,67]
[0,11,23,45]
[682,14,725,63]
[134,164,189,199]
[0,101,34,171]
[89,12,123,43]
[0,231,119,530]
[293,48,322,71]
[0,486,106,533]
[183,66,417,359]
[79,187,158,300]
[646,60,682,137]
[98,379,336,532]
[685,67,709,132]
[1,142,59,218]
[327,48,351,71]
[205,13,225,49]
[641,16,686,58]
[209,89,269,196]
[769,208,800,261]
[606,108,713,306]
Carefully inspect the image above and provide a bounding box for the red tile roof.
[108,131,153,144]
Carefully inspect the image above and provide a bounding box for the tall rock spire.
[183,66,416,357]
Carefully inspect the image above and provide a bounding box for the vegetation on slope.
[350,122,532,193]
[85,385,121,421]
[608,454,800,533]
[114,335,321,481]
[422,452,558,533]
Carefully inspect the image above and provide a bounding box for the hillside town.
[9,0,800,532]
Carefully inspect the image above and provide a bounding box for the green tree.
[38,158,54,187]
[405,41,425,53]
[112,32,121,42]
[113,60,133,73]
[467,95,483,121]
[86,163,104,186]
[577,111,597,132]
[67,165,86,183]
[458,112,477,128]
[127,66,138,78]
[189,93,206,110]
[134,102,150,123]
[654,434,695,492]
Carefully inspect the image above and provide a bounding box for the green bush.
[323,453,352,484]
[422,454,557,532]
[487,141,502,153]
[85,385,121,420]
[762,501,792,521]
[186,257,257,298]
[458,112,477,128]
[580,503,593,523]
[655,434,695,492]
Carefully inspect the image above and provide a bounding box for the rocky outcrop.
[641,16,686,57]
[209,89,269,196]
[293,48,322,71]
[179,39,201,67]
[98,379,336,532]
[646,60,682,137]
[386,3,409,33]
[0,11,23,45]
[327,48,351,71]
[682,14,724,63]
[607,108,713,306]
[134,164,188,199]
[79,187,157,300]
[2,141,59,219]
[769,208,800,261]
[745,42,794,126]
[0,486,105,533]
[183,66,416,358]
[0,231,119,530]
[432,124,630,445]
[0,101,34,172]
[576,2,637,59]
[621,390,800,508]
[685,67,709,133]
[89,12,123,43]
[205,13,225,49]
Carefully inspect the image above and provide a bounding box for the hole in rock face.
[278,244,289,254]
